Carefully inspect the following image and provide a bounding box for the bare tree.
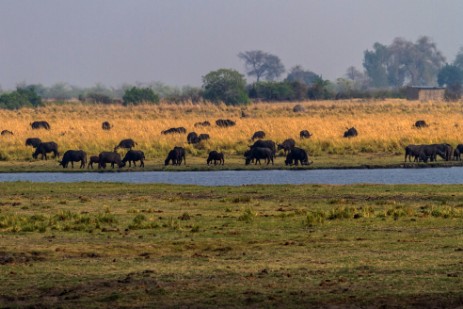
[238,50,285,82]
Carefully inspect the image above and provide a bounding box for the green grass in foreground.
[0,183,462,308]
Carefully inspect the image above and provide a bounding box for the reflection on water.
[0,168,462,186]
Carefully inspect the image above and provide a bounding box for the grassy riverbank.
[0,182,462,307]
[0,153,462,173]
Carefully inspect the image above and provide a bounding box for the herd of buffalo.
[2,119,458,169]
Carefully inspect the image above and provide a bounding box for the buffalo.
[121,150,145,167]
[25,138,42,148]
[188,132,210,144]
[277,138,296,155]
[114,138,137,151]
[1,130,13,136]
[216,119,235,127]
[414,120,428,128]
[194,121,211,128]
[404,144,422,162]
[31,121,50,130]
[454,144,463,161]
[245,147,274,165]
[343,127,358,138]
[98,151,123,169]
[300,130,312,139]
[187,132,198,144]
[251,131,266,141]
[207,151,224,165]
[87,155,99,169]
[250,140,277,158]
[59,150,87,168]
[285,147,310,166]
[164,147,186,166]
[102,121,112,130]
[161,127,187,135]
[32,142,59,160]
[198,133,210,141]
[433,143,453,161]
[404,144,450,163]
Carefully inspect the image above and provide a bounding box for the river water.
[0,168,462,186]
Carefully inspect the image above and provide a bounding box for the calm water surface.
[0,168,462,186]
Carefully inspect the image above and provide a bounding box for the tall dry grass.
[0,99,462,160]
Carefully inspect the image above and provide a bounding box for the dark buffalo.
[453,148,461,161]
[245,147,274,165]
[31,121,50,130]
[194,121,211,128]
[98,151,123,169]
[102,121,112,130]
[412,145,438,163]
[164,147,186,166]
[114,138,137,151]
[277,138,296,155]
[216,119,235,127]
[300,130,312,139]
[161,127,187,135]
[87,155,99,169]
[198,133,210,141]
[25,138,42,148]
[121,150,145,167]
[251,131,266,141]
[189,133,210,144]
[1,130,13,136]
[414,120,428,128]
[343,127,358,138]
[454,144,463,161]
[285,147,310,166]
[33,142,59,160]
[187,132,198,144]
[207,151,224,165]
[404,144,422,162]
[59,150,87,168]
[433,143,453,161]
[250,140,277,158]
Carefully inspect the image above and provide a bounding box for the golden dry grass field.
[0,99,462,168]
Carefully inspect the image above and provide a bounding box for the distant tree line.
[1,35,463,109]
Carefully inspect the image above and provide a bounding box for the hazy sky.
[1,0,463,90]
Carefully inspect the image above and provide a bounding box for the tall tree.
[202,68,249,105]
[438,64,463,101]
[363,43,389,88]
[238,50,285,82]
[363,37,445,88]
[285,66,319,86]
[453,47,463,70]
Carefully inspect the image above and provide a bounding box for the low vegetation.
[0,182,462,307]
[1,99,463,169]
